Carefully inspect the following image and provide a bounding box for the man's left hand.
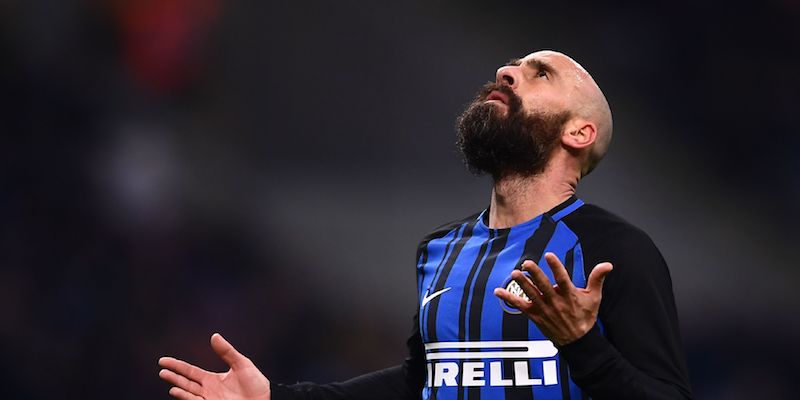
[494,252,613,346]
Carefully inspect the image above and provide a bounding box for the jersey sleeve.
[270,312,426,400]
[557,222,694,399]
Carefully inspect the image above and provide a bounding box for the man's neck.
[488,168,577,229]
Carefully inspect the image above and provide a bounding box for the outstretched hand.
[158,333,270,400]
[494,252,613,346]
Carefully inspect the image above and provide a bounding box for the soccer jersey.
[416,196,589,400]
[273,196,693,400]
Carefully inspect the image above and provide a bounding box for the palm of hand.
[205,365,269,400]
[159,333,271,400]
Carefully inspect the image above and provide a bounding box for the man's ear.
[561,119,597,150]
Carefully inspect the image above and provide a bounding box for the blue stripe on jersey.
[572,243,587,290]
[551,199,584,222]
[419,224,466,340]
[418,252,427,298]
[571,242,602,338]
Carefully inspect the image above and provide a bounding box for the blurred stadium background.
[1,0,798,398]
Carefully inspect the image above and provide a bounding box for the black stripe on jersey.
[502,214,558,400]
[468,231,509,341]
[564,246,575,280]
[546,195,578,218]
[456,231,493,400]
[549,195,579,218]
[466,231,510,400]
[458,231,494,341]
[559,353,571,400]
[417,244,431,297]
[425,219,478,343]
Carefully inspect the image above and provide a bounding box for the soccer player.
[158,50,693,400]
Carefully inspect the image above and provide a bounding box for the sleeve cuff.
[269,383,292,400]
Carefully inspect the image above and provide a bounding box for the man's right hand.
[158,333,271,400]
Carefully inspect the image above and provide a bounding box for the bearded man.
[158,50,694,400]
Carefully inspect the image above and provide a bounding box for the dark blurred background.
[2,0,798,398]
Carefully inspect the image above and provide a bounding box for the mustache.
[473,82,522,109]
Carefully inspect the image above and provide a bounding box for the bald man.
[158,51,693,400]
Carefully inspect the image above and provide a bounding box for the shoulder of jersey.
[564,202,651,241]
[419,212,482,244]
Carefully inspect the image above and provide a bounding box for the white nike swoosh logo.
[421,287,452,307]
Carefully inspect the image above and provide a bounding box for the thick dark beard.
[456,82,571,181]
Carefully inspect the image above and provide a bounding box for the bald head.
[521,50,613,176]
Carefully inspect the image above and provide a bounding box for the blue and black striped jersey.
[416,196,589,399]
[273,196,693,400]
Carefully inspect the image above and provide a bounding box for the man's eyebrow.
[525,58,555,74]
[504,57,556,75]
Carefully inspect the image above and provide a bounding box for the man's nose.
[495,65,520,88]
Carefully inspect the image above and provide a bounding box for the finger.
[586,262,613,294]
[159,369,203,396]
[493,287,535,311]
[543,253,575,292]
[509,269,543,301]
[159,357,211,384]
[520,260,556,298]
[168,386,204,400]
[210,333,249,370]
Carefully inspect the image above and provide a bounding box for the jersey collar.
[476,195,584,233]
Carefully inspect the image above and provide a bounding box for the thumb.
[210,333,249,370]
[587,262,613,294]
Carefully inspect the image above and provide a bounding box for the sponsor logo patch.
[424,341,558,387]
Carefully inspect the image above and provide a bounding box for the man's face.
[457,52,576,180]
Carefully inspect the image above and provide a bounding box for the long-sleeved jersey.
[272,196,693,400]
